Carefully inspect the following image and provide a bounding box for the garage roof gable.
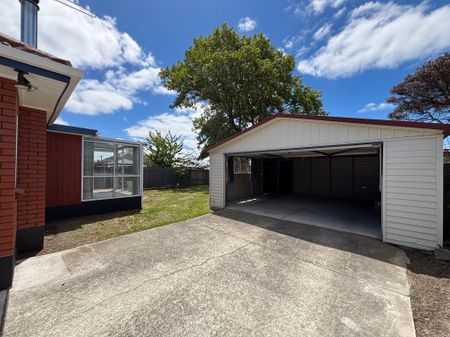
[207,113,450,153]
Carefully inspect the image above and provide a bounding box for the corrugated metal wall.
[310,157,330,196]
[331,157,353,198]
[143,168,209,188]
[354,156,380,200]
[292,158,310,194]
[291,155,379,200]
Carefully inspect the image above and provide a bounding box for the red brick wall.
[0,78,17,257]
[16,107,46,232]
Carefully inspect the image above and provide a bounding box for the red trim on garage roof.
[0,33,71,66]
[206,113,450,152]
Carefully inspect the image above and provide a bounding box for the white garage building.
[208,114,450,250]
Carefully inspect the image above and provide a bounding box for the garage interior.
[225,144,382,238]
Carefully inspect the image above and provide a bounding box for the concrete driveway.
[3,210,415,337]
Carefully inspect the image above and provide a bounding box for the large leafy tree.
[160,24,325,157]
[144,131,207,169]
[144,131,183,168]
[388,53,450,123]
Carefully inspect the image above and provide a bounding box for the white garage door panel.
[386,204,437,215]
[384,136,442,249]
[386,231,437,248]
[388,198,437,209]
[209,153,225,208]
[386,181,436,190]
[386,210,436,222]
[389,221,438,235]
[386,175,437,183]
[385,156,436,164]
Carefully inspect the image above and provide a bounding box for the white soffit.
[0,44,83,124]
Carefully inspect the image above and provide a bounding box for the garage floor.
[227,194,382,239]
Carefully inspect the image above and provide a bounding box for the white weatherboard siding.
[383,136,443,249]
[212,118,437,154]
[209,153,226,209]
[209,118,444,249]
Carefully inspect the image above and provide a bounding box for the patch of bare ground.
[405,248,450,337]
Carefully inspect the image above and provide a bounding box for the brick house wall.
[0,77,17,289]
[0,77,48,290]
[16,107,46,252]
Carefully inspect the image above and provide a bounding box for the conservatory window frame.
[81,136,143,202]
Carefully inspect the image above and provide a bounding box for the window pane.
[115,177,139,197]
[116,144,139,176]
[93,177,113,199]
[83,142,94,176]
[83,177,93,200]
[233,157,240,174]
[240,158,247,173]
[83,139,141,200]
[93,142,114,176]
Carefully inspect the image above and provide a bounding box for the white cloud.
[0,0,171,115]
[0,0,146,69]
[125,104,207,151]
[55,117,69,126]
[238,17,257,32]
[358,102,394,113]
[65,79,133,115]
[298,2,450,78]
[308,0,346,14]
[313,23,332,41]
[283,37,295,50]
[335,7,346,18]
[283,35,303,50]
[66,58,174,115]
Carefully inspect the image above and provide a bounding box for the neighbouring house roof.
[0,33,71,66]
[47,124,98,137]
[206,113,450,152]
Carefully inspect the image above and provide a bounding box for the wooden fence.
[143,167,209,188]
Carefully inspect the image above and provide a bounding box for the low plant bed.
[37,186,210,256]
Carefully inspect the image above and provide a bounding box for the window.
[233,157,251,175]
[83,138,141,200]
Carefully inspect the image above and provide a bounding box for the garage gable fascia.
[207,115,446,154]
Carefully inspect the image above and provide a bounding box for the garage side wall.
[384,136,443,249]
[210,153,225,209]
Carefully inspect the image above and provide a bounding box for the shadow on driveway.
[214,208,406,269]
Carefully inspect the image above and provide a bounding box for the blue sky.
[1,0,450,152]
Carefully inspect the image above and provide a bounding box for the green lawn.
[41,186,210,255]
[128,185,211,235]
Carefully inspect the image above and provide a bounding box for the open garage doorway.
[225,144,382,238]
